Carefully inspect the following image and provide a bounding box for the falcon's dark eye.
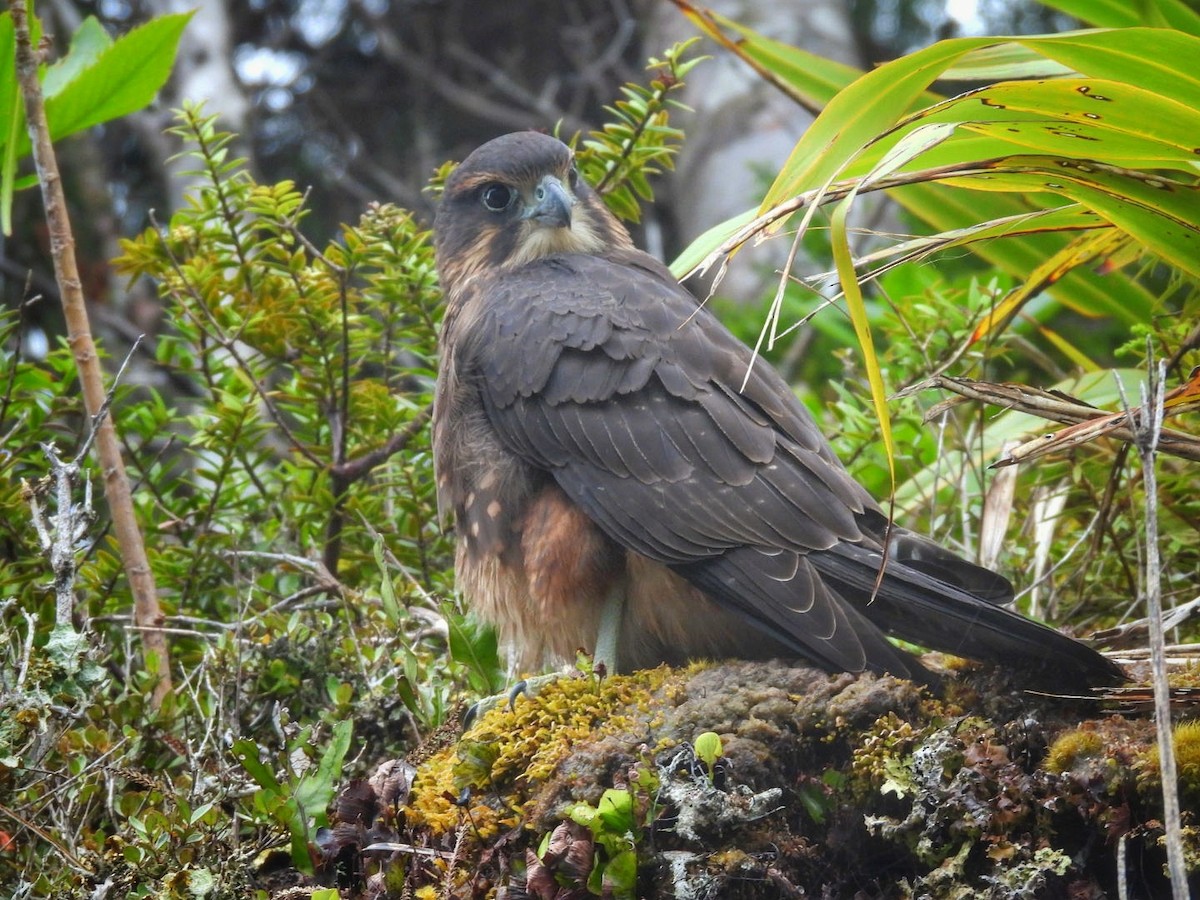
[567,166,580,190]
[480,183,514,212]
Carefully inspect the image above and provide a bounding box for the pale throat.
[507,215,606,268]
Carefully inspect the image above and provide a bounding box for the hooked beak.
[526,175,574,229]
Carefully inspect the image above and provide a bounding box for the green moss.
[403,666,692,840]
[1137,718,1200,808]
[1044,727,1105,775]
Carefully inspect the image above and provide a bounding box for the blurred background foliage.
[2,0,1198,896]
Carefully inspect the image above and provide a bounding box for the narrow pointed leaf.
[831,196,895,493]
[673,1,865,110]
[969,228,1132,344]
[889,182,1155,324]
[942,156,1200,277]
[765,29,1200,211]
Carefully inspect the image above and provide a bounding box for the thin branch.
[322,402,433,577]
[329,403,433,483]
[1122,353,1188,899]
[11,1,171,704]
[1092,595,1200,650]
[322,232,356,578]
[0,802,91,874]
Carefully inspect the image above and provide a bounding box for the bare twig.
[1091,596,1200,650]
[329,403,433,483]
[11,1,171,704]
[1121,352,1188,899]
[1107,643,1200,662]
[0,802,91,874]
[997,367,1200,467]
[908,373,1200,465]
[15,606,37,689]
[1117,832,1128,900]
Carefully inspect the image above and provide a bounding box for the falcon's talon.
[507,679,530,709]
[431,131,1126,694]
[461,700,484,733]
[461,673,563,732]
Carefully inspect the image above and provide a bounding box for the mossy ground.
[321,660,1199,899]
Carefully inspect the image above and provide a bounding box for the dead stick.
[1124,356,1187,898]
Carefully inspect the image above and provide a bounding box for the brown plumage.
[432,131,1124,691]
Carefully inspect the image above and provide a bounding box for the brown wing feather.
[467,254,871,556]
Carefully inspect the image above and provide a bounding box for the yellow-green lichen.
[850,712,924,800]
[403,666,692,840]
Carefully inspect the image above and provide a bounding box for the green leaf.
[446,605,504,695]
[669,19,1166,331]
[597,787,635,837]
[763,28,1200,212]
[678,4,874,111]
[42,16,113,97]
[831,195,895,496]
[294,720,352,824]
[2,11,191,234]
[371,534,401,625]
[844,78,1200,178]
[693,731,723,771]
[33,12,193,155]
[796,782,830,823]
[943,155,1200,278]
[0,10,31,236]
[232,739,281,793]
[966,227,1136,344]
[567,801,599,829]
[938,42,1076,80]
[762,37,986,209]
[1037,0,1200,34]
[671,206,756,278]
[1029,28,1200,106]
[0,15,17,139]
[888,182,1155,326]
[602,848,639,900]
[282,797,310,872]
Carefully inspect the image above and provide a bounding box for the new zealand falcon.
[431,131,1122,691]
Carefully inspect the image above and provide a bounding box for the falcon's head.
[434,132,633,290]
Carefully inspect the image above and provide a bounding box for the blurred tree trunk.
[140,0,252,211]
